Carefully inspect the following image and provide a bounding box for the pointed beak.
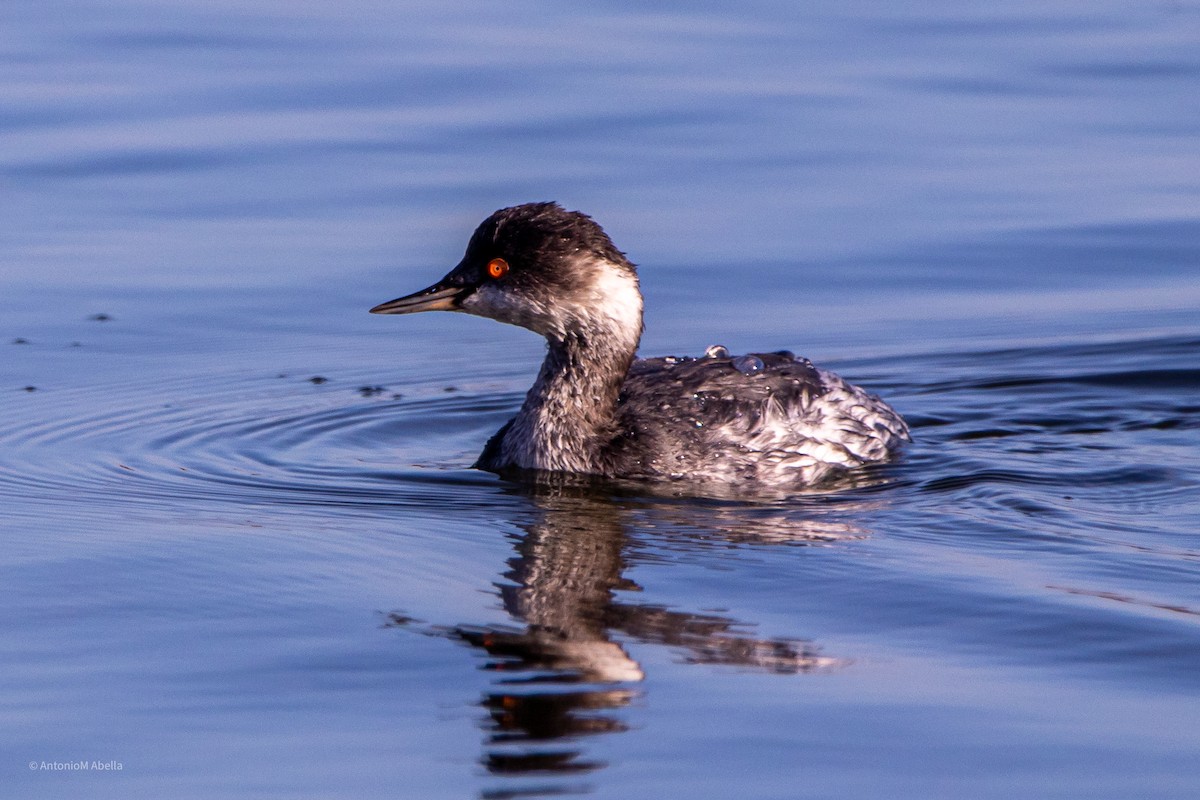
[369,280,472,315]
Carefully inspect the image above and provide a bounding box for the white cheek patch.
[462,259,644,347]
[462,284,521,321]
[584,264,643,341]
[463,283,563,338]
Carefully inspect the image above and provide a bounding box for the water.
[3,1,1199,797]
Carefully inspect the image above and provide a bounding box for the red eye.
[487,258,509,279]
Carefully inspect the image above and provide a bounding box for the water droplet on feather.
[732,355,764,375]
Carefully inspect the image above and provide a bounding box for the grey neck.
[503,323,640,474]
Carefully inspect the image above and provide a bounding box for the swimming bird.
[371,202,908,486]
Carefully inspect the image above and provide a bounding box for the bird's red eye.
[487,258,509,279]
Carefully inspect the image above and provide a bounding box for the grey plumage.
[372,202,910,487]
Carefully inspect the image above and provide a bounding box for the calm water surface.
[3,1,1199,798]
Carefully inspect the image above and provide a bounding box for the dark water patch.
[965,368,1200,392]
[913,366,1200,396]
[863,13,1121,38]
[919,466,1174,494]
[1121,416,1200,432]
[1048,59,1200,81]
[900,75,1053,97]
[854,222,1200,292]
[6,142,328,180]
[946,427,1022,441]
[86,30,298,52]
[902,335,1200,390]
[902,413,956,428]
[1049,585,1200,619]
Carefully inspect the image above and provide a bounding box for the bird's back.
[605,350,909,486]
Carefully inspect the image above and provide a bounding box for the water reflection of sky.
[2,2,1199,799]
[4,1,1198,291]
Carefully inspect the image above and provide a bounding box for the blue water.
[3,1,1199,798]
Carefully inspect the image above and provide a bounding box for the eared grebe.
[371,202,909,486]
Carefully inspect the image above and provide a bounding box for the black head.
[371,203,641,339]
[463,202,633,281]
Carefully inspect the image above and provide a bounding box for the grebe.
[371,202,909,486]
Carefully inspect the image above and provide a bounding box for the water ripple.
[0,376,510,519]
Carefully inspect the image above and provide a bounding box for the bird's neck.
[506,282,643,474]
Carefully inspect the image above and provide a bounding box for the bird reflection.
[387,481,870,798]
